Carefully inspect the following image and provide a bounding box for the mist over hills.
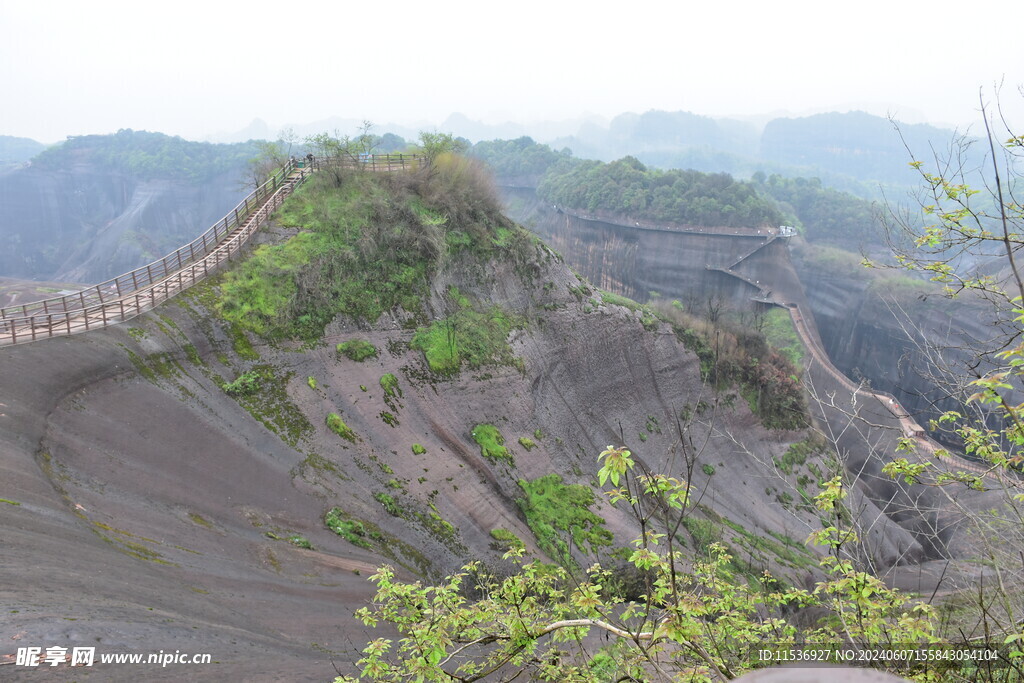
[0,109,939,284]
[0,130,256,283]
[5,107,970,201]
[191,108,976,199]
[0,134,47,170]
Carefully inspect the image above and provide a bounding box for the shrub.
[471,424,512,465]
[324,508,373,548]
[374,492,401,516]
[337,340,378,362]
[518,437,536,451]
[489,528,524,550]
[516,474,612,565]
[287,535,313,550]
[411,444,426,455]
[379,373,401,398]
[223,371,260,396]
[326,412,357,442]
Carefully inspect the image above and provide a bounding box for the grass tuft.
[471,424,513,465]
[337,339,378,362]
[326,412,357,442]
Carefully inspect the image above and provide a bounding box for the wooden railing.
[0,153,428,347]
[0,161,313,346]
[312,153,426,173]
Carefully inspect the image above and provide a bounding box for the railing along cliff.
[0,154,425,346]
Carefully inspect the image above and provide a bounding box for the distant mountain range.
[0,110,974,282]
[200,109,971,197]
[5,109,969,197]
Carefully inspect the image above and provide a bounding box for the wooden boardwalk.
[0,154,424,347]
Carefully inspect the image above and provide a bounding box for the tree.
[867,87,1024,666]
[877,89,1024,464]
[335,450,941,682]
[245,129,296,188]
[329,93,1024,681]
[415,131,469,163]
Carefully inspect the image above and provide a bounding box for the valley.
[0,138,1019,681]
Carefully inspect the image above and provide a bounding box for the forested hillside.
[32,129,259,182]
[0,130,258,282]
[537,156,783,228]
[474,137,881,242]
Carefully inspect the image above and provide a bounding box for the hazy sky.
[2,0,1022,143]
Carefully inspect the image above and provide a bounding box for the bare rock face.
[0,230,855,678]
[0,213,1002,678]
[502,186,1009,586]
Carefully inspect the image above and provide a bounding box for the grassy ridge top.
[218,155,531,340]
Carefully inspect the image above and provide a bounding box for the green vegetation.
[538,156,782,227]
[751,172,879,243]
[337,339,377,362]
[227,323,259,360]
[326,412,357,443]
[656,303,807,430]
[682,515,718,549]
[325,508,377,549]
[306,376,318,390]
[223,366,312,447]
[411,444,426,455]
[374,492,401,516]
[187,512,212,529]
[762,308,804,367]
[518,437,536,451]
[470,136,573,182]
[324,506,431,576]
[287,535,313,550]
[219,150,522,340]
[379,373,401,398]
[32,129,258,182]
[0,498,21,506]
[599,291,659,330]
[410,288,521,376]
[471,424,512,465]
[121,347,186,386]
[775,434,827,476]
[183,344,202,366]
[702,464,716,476]
[339,451,947,681]
[516,474,612,566]
[489,528,525,550]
